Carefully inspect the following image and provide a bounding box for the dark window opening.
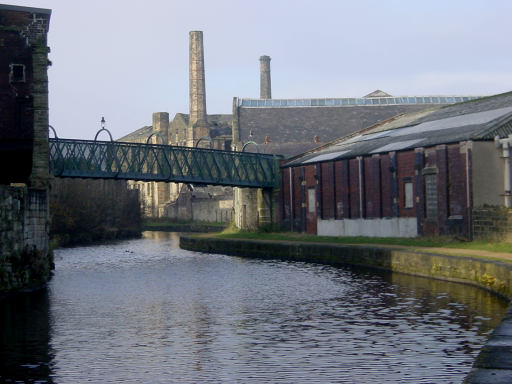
[10,64,25,83]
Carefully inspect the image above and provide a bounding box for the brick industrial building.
[280,91,512,239]
[0,4,51,187]
[0,4,53,292]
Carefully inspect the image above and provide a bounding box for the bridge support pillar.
[234,187,256,230]
[257,188,273,227]
[234,187,273,230]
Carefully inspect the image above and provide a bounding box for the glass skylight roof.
[340,135,362,145]
[370,139,424,154]
[239,96,481,108]
[302,150,351,164]
[388,106,512,138]
[359,130,393,141]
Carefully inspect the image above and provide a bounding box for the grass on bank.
[210,226,512,254]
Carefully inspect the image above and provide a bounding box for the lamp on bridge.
[94,116,114,142]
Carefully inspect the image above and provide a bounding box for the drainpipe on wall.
[495,135,512,208]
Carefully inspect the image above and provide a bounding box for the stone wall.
[164,192,233,223]
[180,236,512,299]
[473,207,512,241]
[0,185,52,294]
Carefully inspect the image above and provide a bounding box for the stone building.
[280,91,512,240]
[118,111,233,219]
[118,32,234,219]
[119,30,481,222]
[0,4,53,293]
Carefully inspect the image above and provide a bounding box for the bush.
[50,179,142,246]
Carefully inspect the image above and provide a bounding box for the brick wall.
[365,156,381,218]
[334,160,350,219]
[349,158,361,218]
[0,12,35,183]
[321,162,335,219]
[396,151,416,217]
[304,165,317,234]
[282,142,473,238]
[0,5,52,294]
[380,154,394,218]
[292,167,304,231]
[0,6,51,186]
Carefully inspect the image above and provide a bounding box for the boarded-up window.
[404,181,414,208]
[425,174,438,218]
[321,162,335,219]
[308,188,316,213]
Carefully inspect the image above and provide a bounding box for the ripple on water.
[0,231,508,383]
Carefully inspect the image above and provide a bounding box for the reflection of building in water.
[142,230,180,242]
[119,30,480,221]
[0,290,53,381]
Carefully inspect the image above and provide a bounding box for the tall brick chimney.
[259,55,272,99]
[188,31,209,146]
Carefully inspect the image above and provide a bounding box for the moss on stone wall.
[0,246,53,295]
[0,185,53,295]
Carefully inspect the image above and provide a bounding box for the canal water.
[1,231,508,383]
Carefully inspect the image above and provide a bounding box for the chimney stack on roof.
[259,55,272,99]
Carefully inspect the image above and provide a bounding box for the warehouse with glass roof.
[279,91,512,239]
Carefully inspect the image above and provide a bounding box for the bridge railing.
[49,138,280,188]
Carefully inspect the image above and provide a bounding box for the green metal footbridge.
[49,138,280,188]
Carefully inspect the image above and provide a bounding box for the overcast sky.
[6,0,512,139]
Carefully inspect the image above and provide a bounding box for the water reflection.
[0,289,54,383]
[0,232,508,383]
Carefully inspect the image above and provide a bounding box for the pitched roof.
[363,90,393,98]
[117,125,152,142]
[284,91,512,167]
[237,95,482,149]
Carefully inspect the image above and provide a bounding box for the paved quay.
[180,235,512,384]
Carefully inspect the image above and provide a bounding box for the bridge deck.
[49,138,280,188]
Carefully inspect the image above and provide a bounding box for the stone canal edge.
[180,235,512,384]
